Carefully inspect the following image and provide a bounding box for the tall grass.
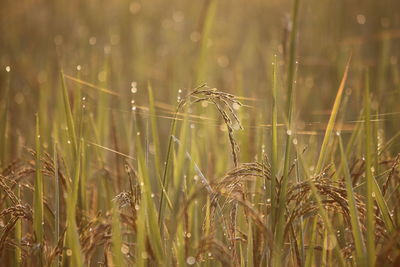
[1,0,400,266]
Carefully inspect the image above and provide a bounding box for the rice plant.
[1,0,400,266]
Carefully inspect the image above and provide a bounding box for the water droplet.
[356,14,366,25]
[208,252,212,257]
[233,123,241,131]
[141,251,148,259]
[178,89,182,94]
[76,65,82,71]
[131,106,136,111]
[131,87,137,93]
[292,138,298,145]
[172,11,184,23]
[286,129,292,136]
[5,66,11,72]
[66,249,72,256]
[67,140,71,144]
[151,193,155,198]
[89,36,97,45]
[121,244,129,254]
[233,102,241,110]
[131,100,135,104]
[186,256,196,265]
[137,131,140,136]
[135,204,140,210]
[372,192,376,198]
[104,45,111,54]
[82,96,86,101]
[336,131,341,136]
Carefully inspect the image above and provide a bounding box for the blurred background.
[1,0,400,161]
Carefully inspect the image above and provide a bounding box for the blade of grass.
[372,177,394,232]
[54,141,60,267]
[0,72,9,166]
[65,139,83,267]
[63,73,119,96]
[246,220,254,267]
[364,70,376,267]
[270,55,278,232]
[196,0,218,84]
[315,56,351,173]
[171,106,190,211]
[304,216,318,267]
[304,57,350,267]
[135,194,146,267]
[79,137,87,212]
[147,82,172,210]
[299,162,347,266]
[338,135,366,266]
[294,149,305,265]
[273,0,300,264]
[34,114,44,266]
[60,71,78,157]
[111,202,124,267]
[136,128,165,264]
[147,82,163,183]
[15,178,21,267]
[158,108,179,228]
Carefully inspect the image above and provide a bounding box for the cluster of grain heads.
[1,68,400,266]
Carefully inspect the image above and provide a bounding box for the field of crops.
[1,0,400,266]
